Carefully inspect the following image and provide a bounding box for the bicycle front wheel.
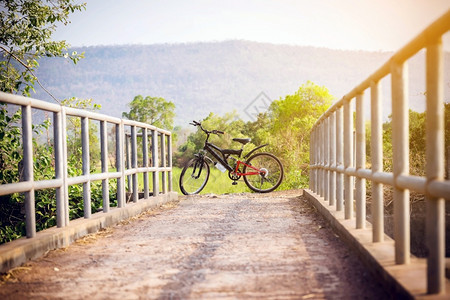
[179,158,210,195]
[243,152,283,193]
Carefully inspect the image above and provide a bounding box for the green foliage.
[0,104,22,185]
[242,113,270,147]
[0,0,86,95]
[122,95,175,131]
[381,118,393,173]
[0,98,117,244]
[264,81,333,189]
[408,110,426,176]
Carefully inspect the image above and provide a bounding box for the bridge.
[1,9,450,299]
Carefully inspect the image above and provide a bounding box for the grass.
[126,167,252,196]
[173,167,252,195]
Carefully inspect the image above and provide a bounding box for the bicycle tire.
[179,158,210,195]
[243,152,283,193]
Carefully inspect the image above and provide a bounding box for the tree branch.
[0,45,60,104]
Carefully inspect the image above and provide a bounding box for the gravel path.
[0,190,389,299]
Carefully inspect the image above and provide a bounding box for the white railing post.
[125,134,131,193]
[344,98,354,219]
[426,38,445,294]
[371,80,384,242]
[391,60,410,265]
[315,128,318,193]
[310,129,315,192]
[152,130,159,196]
[313,128,317,193]
[355,92,366,229]
[309,130,312,190]
[336,106,344,211]
[22,104,35,238]
[322,122,326,198]
[81,117,91,218]
[143,128,149,199]
[312,129,316,193]
[329,111,336,207]
[318,123,322,196]
[314,128,318,193]
[54,111,65,227]
[131,125,138,203]
[100,120,109,212]
[116,122,125,208]
[324,117,329,202]
[160,132,167,194]
[61,107,69,225]
[167,134,173,192]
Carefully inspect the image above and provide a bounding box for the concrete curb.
[303,189,450,299]
[0,192,178,273]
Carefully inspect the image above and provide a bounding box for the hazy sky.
[54,0,450,51]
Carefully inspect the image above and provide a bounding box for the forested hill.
[33,40,448,126]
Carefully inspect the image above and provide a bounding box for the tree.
[409,110,426,176]
[0,0,85,97]
[0,104,22,185]
[0,1,119,243]
[122,95,175,131]
[243,112,270,147]
[265,81,333,188]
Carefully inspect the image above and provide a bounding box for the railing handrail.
[309,9,450,295]
[0,91,172,136]
[0,91,173,241]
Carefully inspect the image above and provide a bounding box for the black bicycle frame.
[204,142,235,172]
[192,120,267,174]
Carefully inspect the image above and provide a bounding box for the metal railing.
[0,91,172,239]
[309,10,450,294]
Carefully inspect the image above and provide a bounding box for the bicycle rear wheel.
[179,158,210,195]
[243,152,283,193]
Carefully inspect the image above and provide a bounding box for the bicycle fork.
[190,159,204,179]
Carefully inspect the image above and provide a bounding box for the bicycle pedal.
[232,181,238,185]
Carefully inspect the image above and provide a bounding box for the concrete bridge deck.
[0,190,388,299]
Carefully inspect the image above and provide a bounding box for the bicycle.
[179,120,284,195]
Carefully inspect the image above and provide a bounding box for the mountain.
[33,40,450,126]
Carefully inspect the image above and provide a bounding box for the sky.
[54,0,450,51]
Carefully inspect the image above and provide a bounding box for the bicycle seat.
[232,138,251,145]
[222,148,242,156]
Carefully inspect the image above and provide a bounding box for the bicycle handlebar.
[190,121,224,135]
[189,120,201,126]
